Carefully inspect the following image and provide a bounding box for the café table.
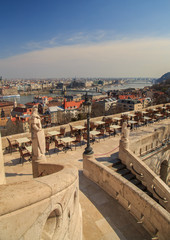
[128,114,136,117]
[47,130,60,136]
[60,137,75,151]
[113,117,122,121]
[109,125,121,135]
[154,113,162,117]
[74,125,86,130]
[110,125,121,129]
[94,120,105,125]
[128,120,137,130]
[16,137,31,146]
[47,130,60,141]
[142,116,151,125]
[90,130,100,141]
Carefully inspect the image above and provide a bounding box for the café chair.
[7,138,19,154]
[19,147,31,165]
[72,135,82,149]
[54,139,65,153]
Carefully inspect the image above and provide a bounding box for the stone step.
[111,163,126,171]
[112,158,121,166]
[137,183,147,191]
[130,178,141,185]
[123,173,135,180]
[117,168,131,176]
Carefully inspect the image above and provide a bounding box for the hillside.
[156,72,170,84]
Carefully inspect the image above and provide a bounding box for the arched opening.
[41,206,62,240]
[160,160,168,184]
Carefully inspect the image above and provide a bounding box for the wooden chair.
[19,147,31,164]
[90,122,95,130]
[69,124,77,136]
[72,135,82,149]
[54,139,65,153]
[58,127,66,138]
[97,129,105,141]
[45,137,51,156]
[105,126,114,137]
[7,138,19,153]
[83,132,94,144]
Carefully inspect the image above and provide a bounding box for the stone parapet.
[83,155,170,240]
[119,145,170,212]
[0,163,82,240]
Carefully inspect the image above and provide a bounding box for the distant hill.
[156,72,170,84]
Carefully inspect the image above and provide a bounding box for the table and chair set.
[6,104,170,163]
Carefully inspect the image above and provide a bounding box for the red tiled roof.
[64,99,84,110]
[118,95,137,100]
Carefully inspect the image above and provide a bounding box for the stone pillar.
[119,122,130,161]
[0,131,6,184]
[83,153,95,178]
[32,156,47,178]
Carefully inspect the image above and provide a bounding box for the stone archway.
[160,160,169,185]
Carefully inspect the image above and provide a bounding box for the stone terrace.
[3,119,169,240]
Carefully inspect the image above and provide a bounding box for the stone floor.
[3,120,169,240]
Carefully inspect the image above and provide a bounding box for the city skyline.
[0,0,170,78]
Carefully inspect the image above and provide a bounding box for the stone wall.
[129,123,170,185]
[83,154,170,240]
[0,163,82,240]
[119,146,170,211]
[130,124,170,156]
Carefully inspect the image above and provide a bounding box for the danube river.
[15,82,152,104]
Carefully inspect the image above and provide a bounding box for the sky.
[0,0,170,79]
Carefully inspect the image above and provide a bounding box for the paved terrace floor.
[3,120,169,240]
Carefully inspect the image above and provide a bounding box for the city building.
[117,99,143,112]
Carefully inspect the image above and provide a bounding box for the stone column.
[119,122,130,161]
[0,132,6,184]
[83,153,95,178]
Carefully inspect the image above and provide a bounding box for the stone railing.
[119,145,170,212]
[0,163,82,240]
[83,154,170,240]
[130,124,170,156]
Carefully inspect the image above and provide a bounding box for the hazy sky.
[0,0,170,78]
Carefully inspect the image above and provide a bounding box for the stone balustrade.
[119,146,170,211]
[0,163,82,240]
[130,125,170,156]
[83,154,170,240]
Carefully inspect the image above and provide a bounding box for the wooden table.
[47,130,60,136]
[142,116,151,125]
[90,130,100,136]
[113,117,122,121]
[60,137,75,151]
[128,120,137,130]
[110,125,121,129]
[16,137,31,145]
[90,130,100,142]
[94,121,105,125]
[74,125,86,130]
